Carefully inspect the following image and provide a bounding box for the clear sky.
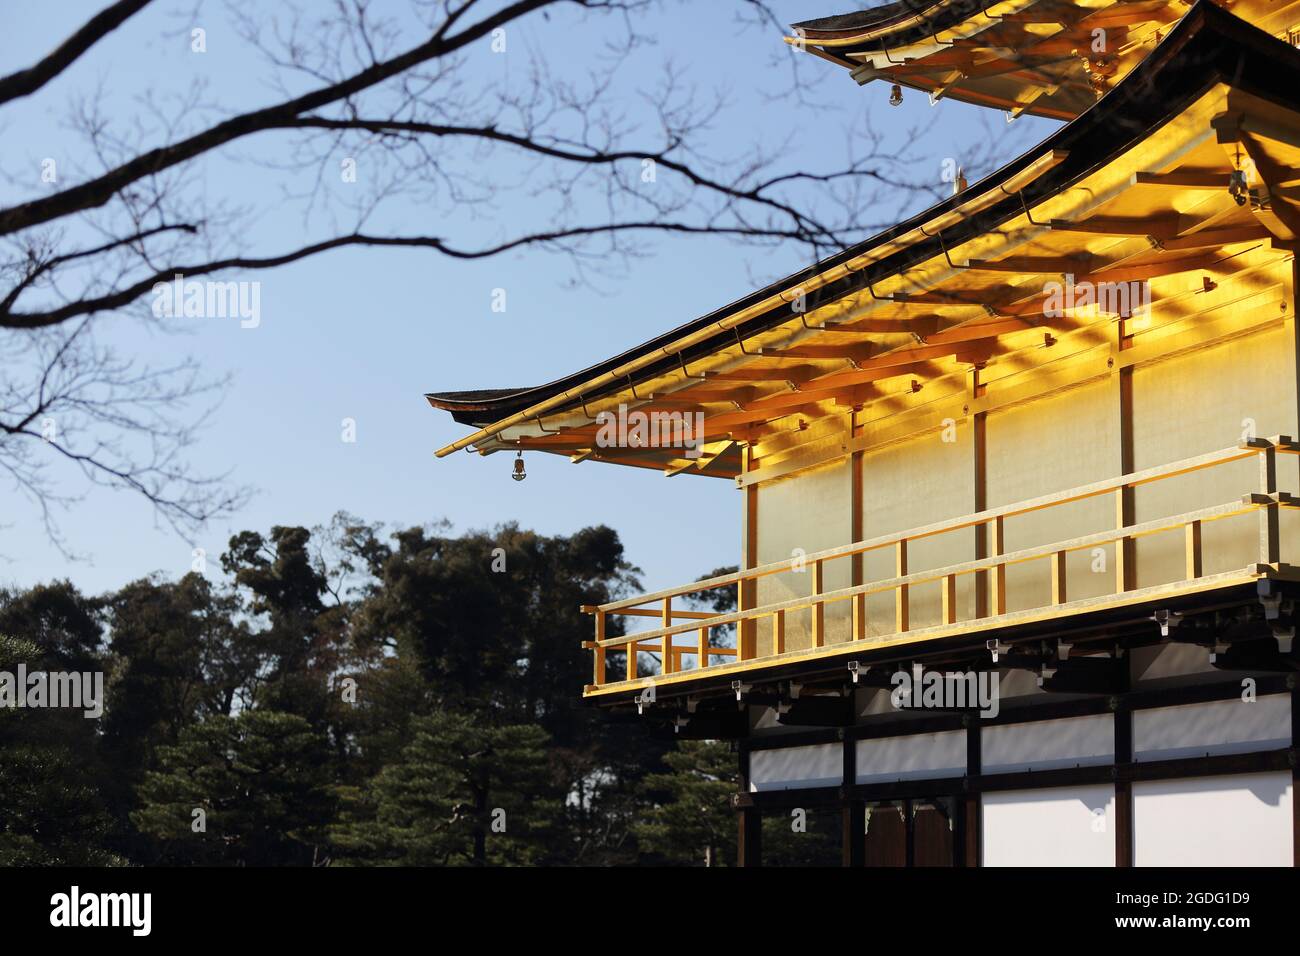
[1,1,1052,599]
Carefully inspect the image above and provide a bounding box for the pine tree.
[633,740,737,866]
[331,711,562,866]
[132,710,336,865]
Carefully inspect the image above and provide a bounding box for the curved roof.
[793,0,986,44]
[428,2,1300,459]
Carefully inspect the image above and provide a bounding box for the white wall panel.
[755,462,851,652]
[1133,773,1293,866]
[855,730,966,784]
[1134,695,1291,762]
[982,714,1114,773]
[982,785,1116,867]
[748,743,841,792]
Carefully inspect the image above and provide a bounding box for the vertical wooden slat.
[739,446,759,661]
[1184,520,1203,580]
[973,412,989,619]
[1115,367,1135,593]
[736,581,748,662]
[941,573,957,624]
[697,625,709,669]
[1115,487,1134,594]
[1050,551,1067,605]
[593,611,606,687]
[1259,445,1280,565]
[773,609,786,655]
[661,597,674,675]
[851,446,866,641]
[990,516,1006,616]
[895,539,910,633]
[812,559,825,647]
[626,637,638,681]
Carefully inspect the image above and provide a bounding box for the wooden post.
[895,539,910,633]
[1184,520,1203,580]
[1115,704,1133,867]
[1259,444,1280,566]
[843,730,864,867]
[973,412,989,619]
[1050,551,1067,605]
[842,801,866,868]
[593,611,606,686]
[697,625,709,670]
[737,744,761,867]
[942,573,958,624]
[990,516,1007,615]
[1115,367,1135,592]
[965,717,981,867]
[812,559,825,647]
[661,597,674,675]
[1115,486,1135,593]
[739,446,759,661]
[773,609,786,655]
[851,446,866,640]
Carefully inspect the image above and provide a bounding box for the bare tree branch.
[0,0,155,106]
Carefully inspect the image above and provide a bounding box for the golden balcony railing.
[582,438,1300,697]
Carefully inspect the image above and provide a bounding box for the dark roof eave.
[794,0,990,46]
[426,3,1294,432]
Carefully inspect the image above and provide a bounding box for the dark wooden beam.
[1115,702,1134,868]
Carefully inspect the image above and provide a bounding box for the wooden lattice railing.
[582,437,1298,693]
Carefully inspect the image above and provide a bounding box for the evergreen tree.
[0,629,121,865]
[633,740,736,866]
[132,710,336,866]
[331,711,561,866]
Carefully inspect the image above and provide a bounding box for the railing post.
[661,597,674,675]
[895,540,910,633]
[941,573,957,625]
[594,611,607,686]
[1051,551,1067,605]
[1184,520,1203,580]
[627,634,638,681]
[1115,484,1135,594]
[698,626,709,669]
[737,581,750,663]
[812,559,825,647]
[1259,444,1280,566]
[774,609,786,654]
[853,592,866,641]
[990,517,1006,616]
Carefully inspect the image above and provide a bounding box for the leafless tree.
[0,0,1023,548]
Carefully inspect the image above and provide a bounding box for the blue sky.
[1,1,1051,599]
